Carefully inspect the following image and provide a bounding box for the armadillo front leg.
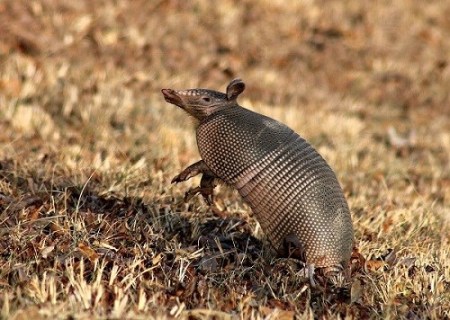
[172,160,218,204]
[184,173,216,205]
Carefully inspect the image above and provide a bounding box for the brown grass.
[1,0,449,319]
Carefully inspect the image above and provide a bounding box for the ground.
[0,0,449,319]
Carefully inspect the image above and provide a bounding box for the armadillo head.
[161,79,245,121]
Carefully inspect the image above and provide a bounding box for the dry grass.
[1,0,450,319]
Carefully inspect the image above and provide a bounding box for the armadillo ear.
[226,79,245,101]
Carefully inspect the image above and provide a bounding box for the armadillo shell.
[197,107,353,268]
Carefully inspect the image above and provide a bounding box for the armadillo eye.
[202,97,211,103]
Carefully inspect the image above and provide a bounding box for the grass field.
[1,0,450,319]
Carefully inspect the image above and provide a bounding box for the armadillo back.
[197,106,353,268]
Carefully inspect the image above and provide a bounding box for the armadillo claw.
[305,264,317,288]
[171,174,182,184]
[171,171,195,184]
[172,160,211,184]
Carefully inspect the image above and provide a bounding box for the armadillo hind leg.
[282,233,317,287]
[172,160,218,204]
[281,233,346,287]
[282,233,307,262]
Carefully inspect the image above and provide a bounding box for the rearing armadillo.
[161,79,353,276]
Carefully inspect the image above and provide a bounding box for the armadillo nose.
[161,89,173,97]
[161,89,183,106]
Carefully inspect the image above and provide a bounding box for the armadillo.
[161,79,354,276]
